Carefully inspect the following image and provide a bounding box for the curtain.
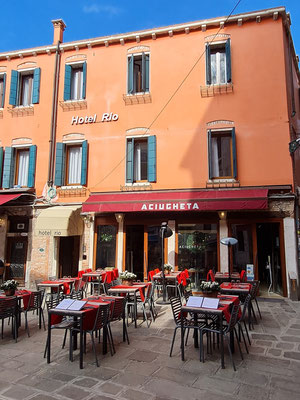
[211,138,219,177]
[68,146,82,184]
[71,68,83,100]
[17,150,29,186]
[21,75,33,106]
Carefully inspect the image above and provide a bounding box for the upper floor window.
[208,128,237,179]
[54,141,88,186]
[206,39,231,85]
[0,73,6,108]
[126,136,156,183]
[9,68,41,106]
[15,148,29,186]
[64,62,86,101]
[127,53,149,94]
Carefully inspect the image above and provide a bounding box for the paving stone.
[1,384,38,400]
[88,396,115,400]
[126,360,160,376]
[255,340,272,347]
[267,348,282,357]
[0,379,12,392]
[286,329,300,336]
[97,382,123,395]
[153,366,198,385]
[48,372,77,382]
[122,388,155,400]
[283,351,300,361]
[128,349,158,362]
[251,333,277,341]
[56,385,90,399]
[112,371,149,387]
[144,377,203,400]
[270,376,300,393]
[193,375,238,394]
[281,336,300,343]
[290,324,300,329]
[30,395,60,400]
[237,383,271,400]
[73,377,99,388]
[276,341,294,350]
[269,388,297,400]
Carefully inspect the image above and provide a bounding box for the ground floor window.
[95,225,117,269]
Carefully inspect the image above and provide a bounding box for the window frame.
[0,73,6,108]
[18,71,34,106]
[64,62,87,101]
[206,39,231,86]
[127,52,150,95]
[65,143,83,186]
[14,147,30,187]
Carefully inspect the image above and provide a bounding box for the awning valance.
[82,189,269,213]
[0,194,22,205]
[35,206,83,236]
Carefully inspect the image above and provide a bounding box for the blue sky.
[1,1,299,55]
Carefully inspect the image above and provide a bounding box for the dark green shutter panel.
[147,135,156,182]
[63,65,72,101]
[82,62,87,99]
[205,45,211,85]
[225,39,231,83]
[54,143,66,186]
[32,68,41,104]
[127,55,134,94]
[232,127,237,178]
[9,70,19,106]
[3,147,15,188]
[126,139,134,183]
[0,147,3,187]
[80,140,88,185]
[27,145,37,188]
[208,130,213,179]
[1,73,6,108]
[145,54,150,92]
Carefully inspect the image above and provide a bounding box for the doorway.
[59,236,80,278]
[126,225,144,281]
[6,237,28,283]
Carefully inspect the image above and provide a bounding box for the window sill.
[120,183,153,191]
[0,109,3,119]
[206,179,240,189]
[200,83,233,97]
[59,99,87,111]
[7,105,34,116]
[57,186,87,197]
[123,92,152,105]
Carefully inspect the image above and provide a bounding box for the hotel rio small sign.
[71,112,119,125]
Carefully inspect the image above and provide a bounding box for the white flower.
[120,270,137,280]
[199,280,219,292]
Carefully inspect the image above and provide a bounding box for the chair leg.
[234,328,243,360]
[25,312,30,337]
[227,337,236,371]
[239,324,249,354]
[243,321,251,346]
[255,298,262,319]
[90,332,99,367]
[44,338,48,358]
[169,327,178,357]
[62,329,68,349]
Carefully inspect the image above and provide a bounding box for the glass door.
[125,225,144,281]
[147,225,162,274]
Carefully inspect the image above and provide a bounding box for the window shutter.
[27,145,37,188]
[0,147,3,187]
[32,68,41,104]
[63,65,72,101]
[225,39,231,83]
[3,147,15,188]
[208,130,213,179]
[147,135,156,182]
[205,45,211,85]
[145,54,150,92]
[54,143,66,186]
[231,127,237,178]
[9,70,19,106]
[82,62,87,99]
[1,73,6,108]
[126,139,134,183]
[80,140,88,185]
[127,55,134,94]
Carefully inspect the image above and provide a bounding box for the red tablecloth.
[15,289,32,308]
[217,295,241,322]
[40,280,73,294]
[220,282,251,291]
[111,284,147,301]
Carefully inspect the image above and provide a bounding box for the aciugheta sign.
[141,202,200,211]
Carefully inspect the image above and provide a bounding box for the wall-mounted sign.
[71,112,119,125]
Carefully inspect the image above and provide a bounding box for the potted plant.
[198,280,220,297]
[164,264,173,274]
[0,279,19,296]
[119,271,137,286]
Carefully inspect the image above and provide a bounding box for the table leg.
[103,325,108,355]
[181,311,184,361]
[122,308,126,342]
[38,292,42,329]
[47,312,51,364]
[79,317,83,369]
[194,313,199,348]
[134,293,137,328]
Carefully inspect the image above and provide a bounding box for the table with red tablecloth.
[37,279,76,295]
[220,282,251,299]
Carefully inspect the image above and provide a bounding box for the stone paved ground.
[0,297,300,400]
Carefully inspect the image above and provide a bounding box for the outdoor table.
[220,282,251,297]
[215,272,240,283]
[82,271,106,294]
[153,272,181,297]
[37,279,75,295]
[180,295,240,369]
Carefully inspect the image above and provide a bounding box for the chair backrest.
[240,270,246,282]
[169,296,183,325]
[0,297,17,318]
[45,293,63,310]
[225,304,240,333]
[239,294,251,322]
[92,303,109,331]
[250,280,259,300]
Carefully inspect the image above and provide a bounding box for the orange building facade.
[0,7,299,297]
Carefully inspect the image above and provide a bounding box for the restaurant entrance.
[59,236,80,278]
[126,225,144,281]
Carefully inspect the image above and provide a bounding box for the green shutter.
[54,143,66,186]
[208,130,213,179]
[63,65,72,101]
[9,70,19,106]
[2,147,15,188]
[127,55,134,94]
[1,73,6,108]
[80,140,88,185]
[32,68,41,104]
[144,54,150,92]
[147,135,156,182]
[205,45,211,85]
[27,145,37,188]
[225,39,231,83]
[232,127,237,178]
[0,147,3,187]
[82,62,87,99]
[126,139,134,183]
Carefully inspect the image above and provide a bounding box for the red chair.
[207,269,215,282]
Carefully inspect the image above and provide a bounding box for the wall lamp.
[0,216,5,227]
[115,213,124,223]
[81,212,93,228]
[218,211,227,220]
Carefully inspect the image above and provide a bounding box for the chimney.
[51,19,66,44]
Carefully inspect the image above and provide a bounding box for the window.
[127,53,149,94]
[64,62,86,101]
[9,68,41,106]
[95,225,117,269]
[54,141,88,186]
[0,73,6,108]
[206,39,231,85]
[2,146,37,189]
[208,129,237,179]
[126,136,156,183]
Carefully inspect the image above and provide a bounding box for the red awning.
[82,189,268,213]
[0,194,22,206]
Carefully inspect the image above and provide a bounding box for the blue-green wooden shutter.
[80,140,88,185]
[27,145,37,188]
[9,70,19,106]
[1,73,6,108]
[0,147,3,187]
[63,65,72,101]
[147,135,156,182]
[54,143,66,186]
[32,68,41,104]
[232,127,237,178]
[208,130,213,179]
[225,39,231,83]
[126,139,134,183]
[205,45,211,85]
[82,62,87,99]
[127,55,134,94]
[144,54,150,92]
[3,147,15,188]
